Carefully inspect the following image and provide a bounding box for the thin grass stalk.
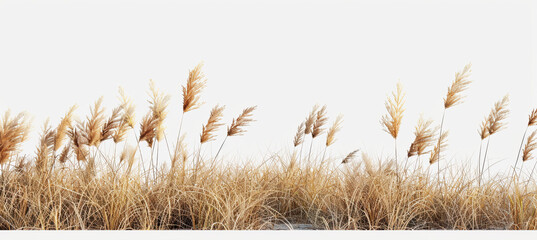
[437,109,446,185]
[175,113,185,160]
[213,135,228,163]
[307,139,314,165]
[512,127,528,180]
[478,140,483,185]
[480,136,492,184]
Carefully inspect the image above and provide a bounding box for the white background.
[0,0,536,177]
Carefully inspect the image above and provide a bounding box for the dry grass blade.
[408,117,436,157]
[312,105,328,138]
[528,109,537,126]
[381,82,405,139]
[227,106,257,137]
[522,130,537,162]
[54,105,77,152]
[444,63,472,109]
[200,105,225,143]
[182,62,207,113]
[0,111,31,165]
[293,121,305,147]
[304,105,319,135]
[326,114,343,147]
[429,131,448,164]
[341,149,359,164]
[487,95,510,135]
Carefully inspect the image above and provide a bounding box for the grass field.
[1,62,537,230]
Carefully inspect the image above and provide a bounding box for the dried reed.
[0,111,31,165]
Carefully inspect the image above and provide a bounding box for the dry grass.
[381,82,405,139]
[523,130,537,162]
[1,63,537,231]
[444,63,472,109]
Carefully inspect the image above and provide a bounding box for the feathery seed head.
[523,130,537,162]
[200,105,225,143]
[227,106,257,137]
[528,109,537,126]
[444,63,472,109]
[148,80,171,142]
[429,131,448,164]
[311,105,328,138]
[54,105,77,152]
[293,121,305,147]
[487,95,510,135]
[381,82,405,139]
[304,105,319,135]
[0,111,31,165]
[326,114,343,146]
[84,97,106,147]
[100,107,122,143]
[341,149,359,164]
[182,62,207,113]
[139,112,158,148]
[408,116,436,157]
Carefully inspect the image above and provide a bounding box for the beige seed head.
[381,82,405,139]
[227,106,257,137]
[200,105,225,143]
[523,130,537,162]
[326,114,343,147]
[312,105,328,138]
[429,131,448,164]
[444,63,472,109]
[182,62,207,113]
[293,121,305,147]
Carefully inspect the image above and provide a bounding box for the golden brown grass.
[2,63,537,231]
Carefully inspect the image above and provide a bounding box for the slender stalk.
[437,109,446,186]
[321,146,327,165]
[156,140,160,178]
[131,128,146,176]
[403,155,410,176]
[512,127,528,180]
[394,138,398,170]
[527,160,537,189]
[213,135,228,163]
[175,113,185,155]
[480,136,492,184]
[477,140,483,186]
[298,133,306,167]
[307,139,314,165]
[193,145,203,184]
